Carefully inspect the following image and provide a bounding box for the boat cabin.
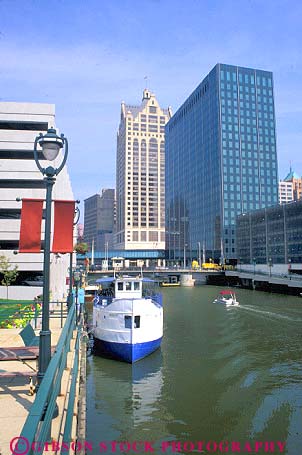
[94,276,158,304]
[115,277,142,299]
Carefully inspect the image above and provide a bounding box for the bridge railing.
[235,268,302,280]
[15,304,80,455]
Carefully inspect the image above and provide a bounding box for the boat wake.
[238,305,302,323]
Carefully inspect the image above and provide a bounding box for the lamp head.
[73,271,81,282]
[38,127,63,161]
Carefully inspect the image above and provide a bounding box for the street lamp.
[73,270,81,322]
[183,243,187,269]
[197,242,201,269]
[268,257,272,277]
[34,127,68,387]
[288,258,292,277]
[67,205,80,312]
[238,258,242,272]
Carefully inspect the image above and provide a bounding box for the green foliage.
[0,302,41,329]
[0,255,19,299]
[74,242,89,255]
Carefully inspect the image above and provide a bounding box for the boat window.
[124,315,132,328]
[126,282,131,291]
[134,282,140,290]
[134,316,140,328]
[118,282,123,291]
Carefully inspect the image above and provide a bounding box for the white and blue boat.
[92,275,163,363]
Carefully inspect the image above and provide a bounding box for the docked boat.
[160,281,180,287]
[159,275,180,287]
[84,285,99,303]
[92,275,163,363]
[213,290,239,306]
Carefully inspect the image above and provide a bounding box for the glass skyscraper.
[165,63,279,264]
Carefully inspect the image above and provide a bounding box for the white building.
[115,89,172,250]
[0,102,74,300]
[279,180,293,204]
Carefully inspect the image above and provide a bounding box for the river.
[86,285,302,454]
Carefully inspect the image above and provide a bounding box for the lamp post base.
[36,329,51,389]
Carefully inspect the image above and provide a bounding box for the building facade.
[165,64,279,264]
[237,200,302,266]
[279,167,302,204]
[115,89,172,250]
[279,180,293,204]
[84,188,115,251]
[0,102,74,299]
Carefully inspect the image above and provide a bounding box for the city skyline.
[1,0,301,209]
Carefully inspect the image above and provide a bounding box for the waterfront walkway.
[0,306,80,455]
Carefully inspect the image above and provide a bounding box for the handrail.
[16,306,76,455]
[235,269,302,280]
[61,326,81,452]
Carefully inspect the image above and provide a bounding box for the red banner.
[52,200,75,253]
[19,199,44,253]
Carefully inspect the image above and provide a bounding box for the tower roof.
[284,167,301,181]
[122,90,170,119]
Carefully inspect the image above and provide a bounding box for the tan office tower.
[115,89,172,250]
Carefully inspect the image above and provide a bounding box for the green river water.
[86,285,302,455]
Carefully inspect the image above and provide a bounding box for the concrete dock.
[0,309,84,455]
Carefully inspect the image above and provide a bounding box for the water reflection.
[87,349,167,446]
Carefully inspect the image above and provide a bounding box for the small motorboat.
[160,281,180,287]
[213,290,239,306]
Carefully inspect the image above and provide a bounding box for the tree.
[0,255,19,299]
[74,242,89,255]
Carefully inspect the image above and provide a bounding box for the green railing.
[15,304,81,455]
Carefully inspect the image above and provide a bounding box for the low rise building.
[237,200,302,273]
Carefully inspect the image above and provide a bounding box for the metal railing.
[235,268,302,280]
[15,304,81,455]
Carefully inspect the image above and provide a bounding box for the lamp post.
[253,257,256,275]
[73,270,81,322]
[34,127,68,387]
[268,257,272,277]
[197,242,201,269]
[238,258,242,272]
[183,243,187,269]
[288,258,291,278]
[67,205,80,312]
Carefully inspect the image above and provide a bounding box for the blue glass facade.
[165,64,278,262]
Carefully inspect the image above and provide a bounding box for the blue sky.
[1,0,301,207]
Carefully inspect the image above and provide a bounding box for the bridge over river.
[87,268,302,293]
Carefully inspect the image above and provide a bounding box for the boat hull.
[93,336,162,363]
[213,298,239,306]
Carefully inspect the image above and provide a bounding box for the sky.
[1,0,302,213]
